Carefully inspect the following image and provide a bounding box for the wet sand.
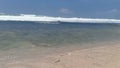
[2,41,120,68]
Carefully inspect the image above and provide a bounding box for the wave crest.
[0,14,120,23]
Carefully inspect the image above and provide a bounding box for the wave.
[0,14,120,23]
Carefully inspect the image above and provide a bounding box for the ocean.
[0,21,120,62]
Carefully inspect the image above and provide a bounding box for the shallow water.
[0,21,120,63]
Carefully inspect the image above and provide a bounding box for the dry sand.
[3,42,120,68]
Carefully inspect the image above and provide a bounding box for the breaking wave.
[0,14,120,24]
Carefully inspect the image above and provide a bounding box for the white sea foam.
[0,14,120,23]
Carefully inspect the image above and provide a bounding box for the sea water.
[0,21,120,62]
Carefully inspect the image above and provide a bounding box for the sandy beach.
[1,41,120,68]
[1,0,120,68]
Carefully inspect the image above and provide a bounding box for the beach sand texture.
[2,42,120,68]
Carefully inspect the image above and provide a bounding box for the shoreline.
[2,41,120,68]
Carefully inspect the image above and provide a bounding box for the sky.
[0,0,120,18]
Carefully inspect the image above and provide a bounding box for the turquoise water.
[0,21,120,51]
